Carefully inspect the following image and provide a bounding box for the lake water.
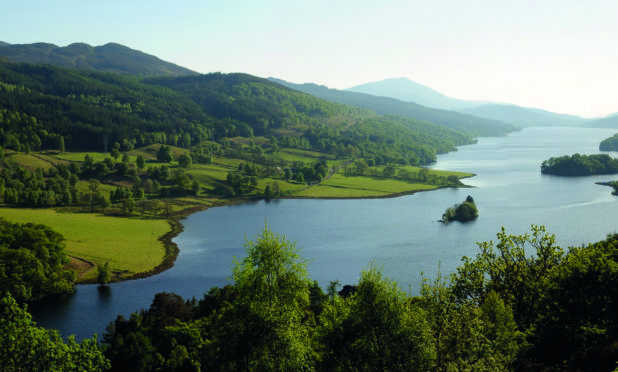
[30,126,618,341]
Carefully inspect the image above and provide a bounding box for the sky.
[2,0,618,118]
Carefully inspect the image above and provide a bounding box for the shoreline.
[78,179,476,285]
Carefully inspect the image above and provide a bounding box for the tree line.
[541,153,618,176]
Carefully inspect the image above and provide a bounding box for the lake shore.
[72,176,476,284]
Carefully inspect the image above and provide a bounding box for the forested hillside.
[270,78,516,137]
[0,42,197,76]
[0,60,480,165]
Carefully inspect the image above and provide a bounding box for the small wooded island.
[441,195,478,223]
[599,133,618,151]
[541,153,618,176]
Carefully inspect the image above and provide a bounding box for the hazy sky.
[2,0,618,118]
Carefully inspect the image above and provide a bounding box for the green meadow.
[0,208,170,282]
[0,147,475,284]
[295,174,438,198]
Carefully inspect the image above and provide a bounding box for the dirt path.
[67,255,96,280]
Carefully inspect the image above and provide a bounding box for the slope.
[0,42,197,77]
[270,78,515,137]
[0,60,474,165]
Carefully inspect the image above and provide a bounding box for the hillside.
[0,42,197,76]
[585,115,618,128]
[270,78,515,137]
[0,60,476,165]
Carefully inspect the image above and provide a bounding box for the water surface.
[31,127,618,340]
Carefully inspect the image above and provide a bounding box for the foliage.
[451,225,564,330]
[541,153,618,176]
[94,225,618,371]
[527,234,618,370]
[420,272,520,371]
[599,133,618,151]
[218,224,312,370]
[0,292,109,371]
[442,195,478,222]
[318,265,435,371]
[97,261,111,286]
[0,218,74,301]
[273,79,516,138]
[0,207,170,282]
[156,145,174,163]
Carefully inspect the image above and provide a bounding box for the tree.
[451,225,564,331]
[178,153,192,168]
[136,154,146,170]
[0,219,75,301]
[0,293,109,371]
[180,133,191,148]
[83,153,95,169]
[87,179,101,212]
[213,225,312,370]
[97,262,111,286]
[110,147,120,160]
[420,271,520,371]
[442,195,478,223]
[528,234,618,370]
[156,145,173,163]
[319,265,436,371]
[264,184,272,198]
[58,136,65,153]
[295,171,305,183]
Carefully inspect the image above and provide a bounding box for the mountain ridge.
[346,77,590,127]
[0,41,198,77]
[270,78,515,137]
[346,77,489,110]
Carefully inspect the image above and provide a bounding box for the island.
[600,133,618,151]
[441,195,479,223]
[540,153,618,176]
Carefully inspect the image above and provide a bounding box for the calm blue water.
[31,127,618,341]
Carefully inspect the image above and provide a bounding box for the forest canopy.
[89,225,618,371]
[0,218,75,302]
[599,133,618,151]
[541,153,618,176]
[0,60,491,166]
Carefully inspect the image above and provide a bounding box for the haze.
[2,0,617,118]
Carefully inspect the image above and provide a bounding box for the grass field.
[0,208,170,281]
[2,153,66,171]
[294,174,439,198]
[277,148,333,164]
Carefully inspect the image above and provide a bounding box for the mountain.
[346,77,487,110]
[458,104,588,127]
[347,77,589,127]
[0,60,474,164]
[269,78,515,137]
[0,41,10,47]
[585,115,618,128]
[0,42,197,77]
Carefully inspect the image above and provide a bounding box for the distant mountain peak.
[346,77,487,110]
